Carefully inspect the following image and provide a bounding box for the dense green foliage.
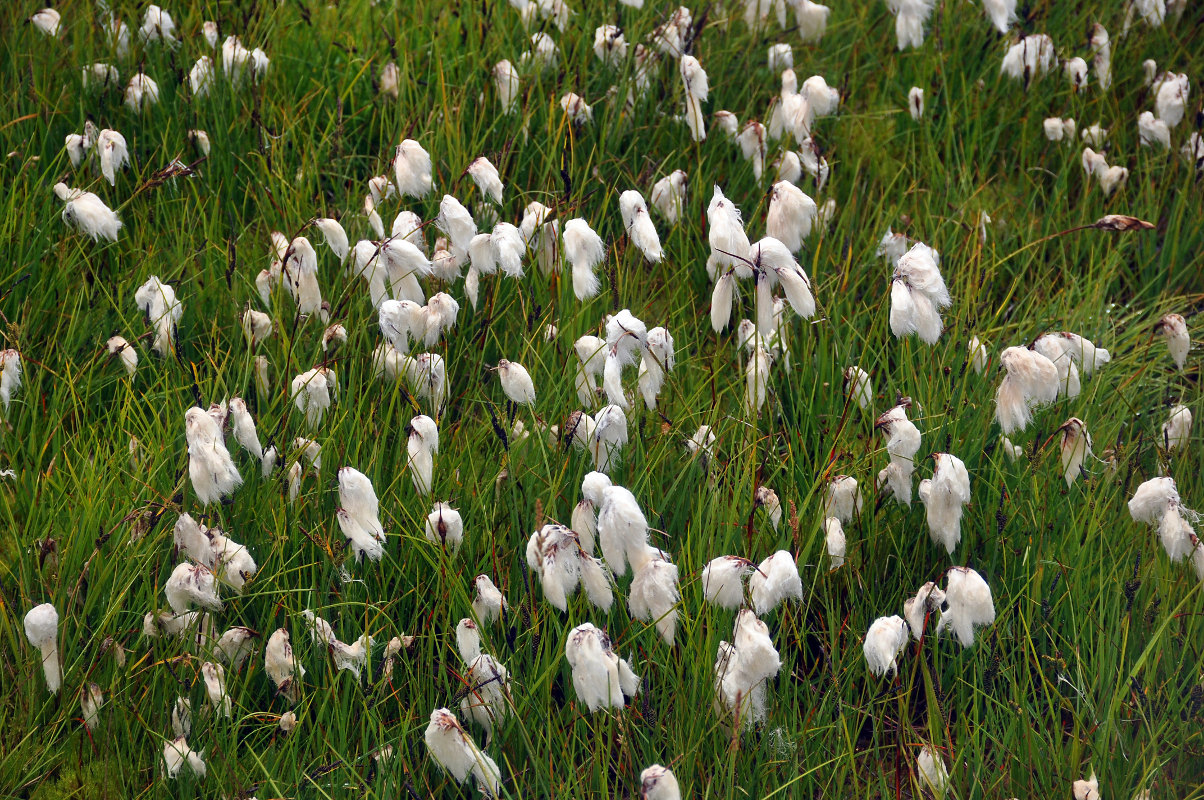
[1,0,1202,798]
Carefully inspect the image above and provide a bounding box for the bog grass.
[0,1,1202,798]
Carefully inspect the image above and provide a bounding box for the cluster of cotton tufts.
[748,550,803,614]
[1043,117,1078,142]
[173,513,257,591]
[714,610,783,727]
[994,346,1059,435]
[184,406,242,505]
[134,276,183,356]
[455,619,512,742]
[336,467,387,562]
[163,737,206,779]
[767,181,818,254]
[527,523,613,612]
[918,453,972,553]
[164,561,222,614]
[53,183,122,242]
[302,610,373,680]
[290,367,336,429]
[424,708,501,796]
[564,623,640,712]
[885,0,934,50]
[876,401,922,506]
[1129,477,1200,568]
[1081,147,1129,196]
[889,243,951,345]
[628,546,681,644]
[1001,34,1057,83]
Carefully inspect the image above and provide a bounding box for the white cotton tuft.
[497,359,536,405]
[466,157,504,204]
[934,566,995,647]
[708,186,752,279]
[650,170,688,224]
[825,475,862,523]
[903,581,946,640]
[394,139,434,198]
[565,623,640,712]
[55,184,122,242]
[628,551,680,644]
[981,0,1017,33]
[919,453,971,553]
[825,518,847,569]
[165,562,222,613]
[863,615,908,677]
[1154,313,1189,370]
[563,218,606,300]
[596,482,648,577]
[680,55,709,142]
[24,603,61,694]
[890,243,950,345]
[184,406,242,505]
[619,191,663,263]
[638,327,675,411]
[702,556,752,609]
[749,550,802,614]
[1161,404,1192,450]
[1000,34,1057,82]
[908,86,924,120]
[766,181,817,253]
[995,346,1059,435]
[425,501,464,552]
[916,746,950,798]
[472,575,509,625]
[494,60,520,114]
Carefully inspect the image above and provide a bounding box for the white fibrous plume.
[995,346,1059,435]
[1090,24,1111,90]
[497,359,536,406]
[619,190,663,263]
[825,475,862,523]
[702,556,753,609]
[134,275,183,356]
[457,626,511,741]
[163,737,206,779]
[265,628,304,703]
[201,661,231,718]
[708,186,752,279]
[241,309,273,349]
[23,603,61,694]
[793,0,831,42]
[1043,117,1077,142]
[1031,334,1082,398]
[650,170,687,224]
[559,92,593,125]
[593,25,627,66]
[714,110,739,138]
[824,517,847,569]
[312,218,348,263]
[1059,418,1093,487]
[302,610,372,680]
[1001,34,1057,82]
[863,615,908,676]
[651,6,692,57]
[685,424,717,469]
[981,0,1017,33]
[1154,72,1189,129]
[714,610,782,728]
[494,60,520,114]
[1128,477,1199,563]
[424,501,464,552]
[526,524,584,612]
[749,550,802,614]
[844,366,872,410]
[890,243,950,345]
[489,221,524,279]
[876,402,921,505]
[916,746,950,797]
[903,581,946,640]
[1154,313,1189,370]
[95,129,129,186]
[711,271,737,332]
[935,566,996,647]
[628,547,681,645]
[767,181,817,253]
[1072,773,1100,800]
[564,623,640,712]
[425,708,501,796]
[124,72,160,112]
[562,218,606,300]
[767,44,793,72]
[1064,58,1088,91]
[1139,112,1171,149]
[53,183,122,242]
[755,485,783,530]
[0,350,22,417]
[184,406,242,505]
[227,397,264,463]
[749,237,815,326]
[467,156,504,205]
[737,121,767,180]
[596,479,650,577]
[282,237,326,321]
[745,345,773,414]
[886,0,934,50]
[640,764,682,800]
[1161,404,1192,450]
[917,453,971,554]
[215,627,258,671]
[638,327,675,410]
[164,562,222,614]
[291,367,333,429]
[337,467,387,562]
[436,194,477,261]
[877,227,911,265]
[472,575,509,625]
[968,336,989,374]
[80,683,103,731]
[394,139,434,198]
[573,335,606,407]
[908,86,924,120]
[29,8,61,36]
